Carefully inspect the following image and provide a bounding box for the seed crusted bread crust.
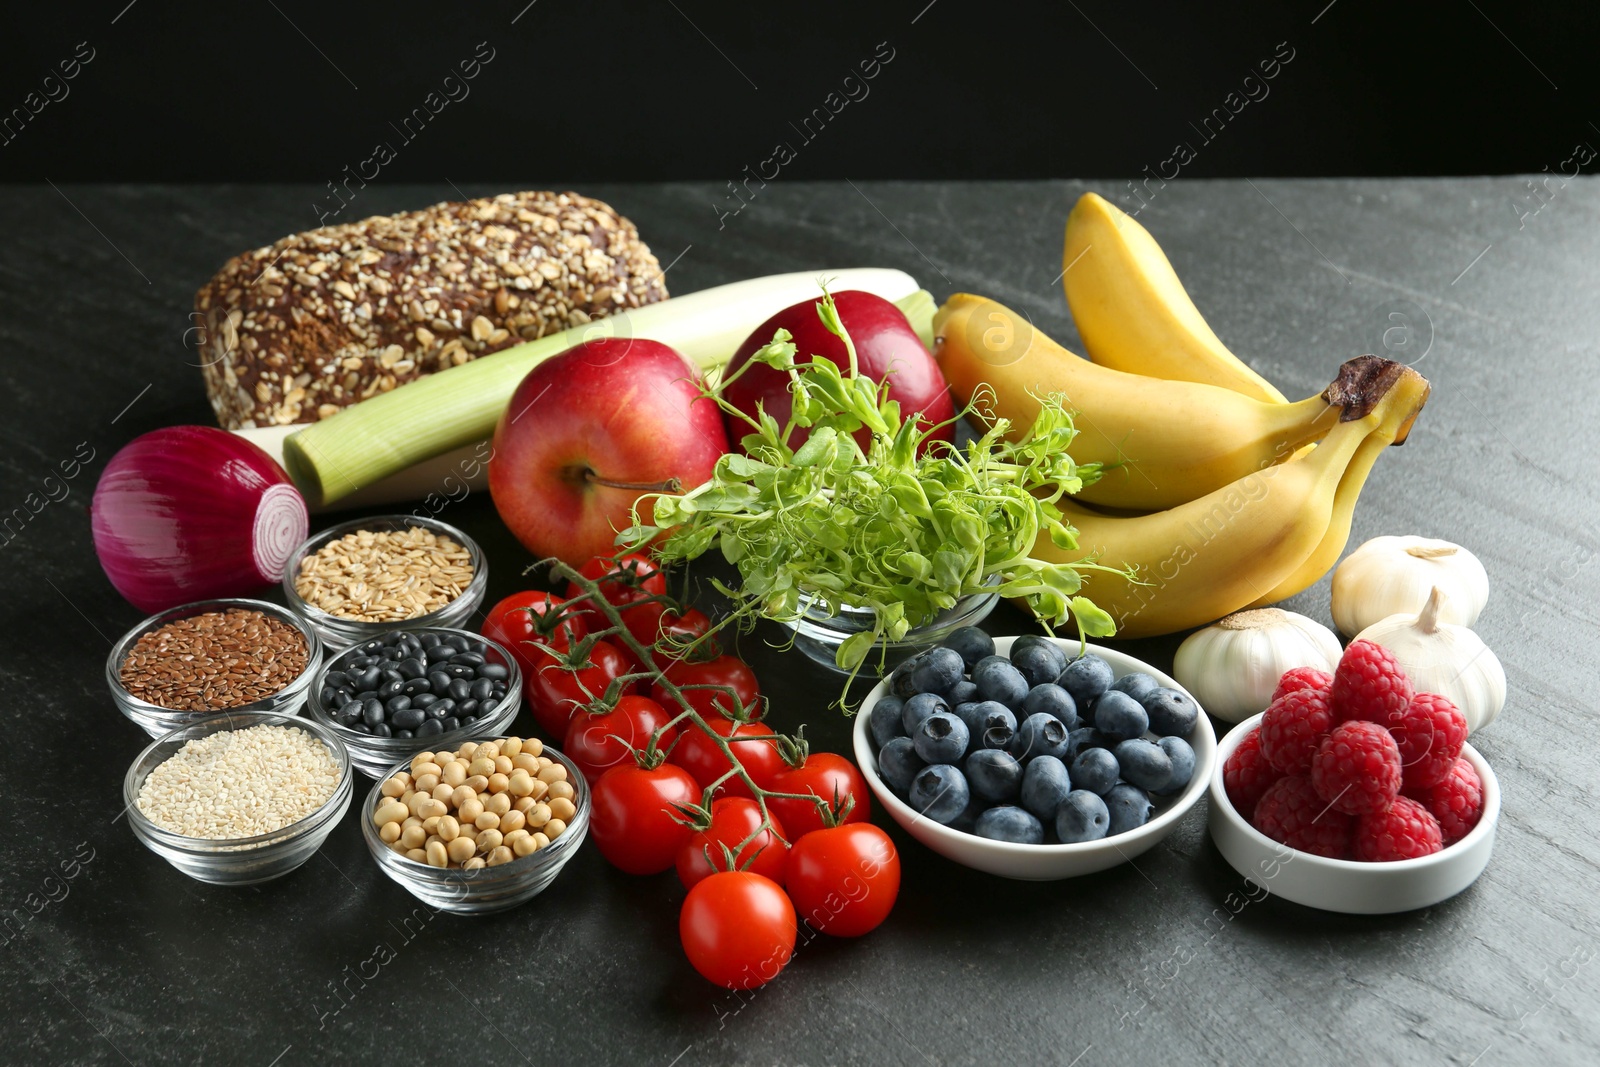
[195,191,668,429]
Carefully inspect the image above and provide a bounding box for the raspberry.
[1408,758,1484,845]
[1223,729,1281,821]
[1311,721,1402,815]
[1271,666,1333,704]
[1259,688,1333,774]
[1330,640,1414,725]
[1251,775,1354,858]
[1387,693,1467,791]
[1353,796,1443,861]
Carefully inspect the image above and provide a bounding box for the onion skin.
[91,426,308,613]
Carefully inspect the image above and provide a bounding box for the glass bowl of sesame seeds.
[108,598,324,739]
[282,515,488,649]
[123,710,354,885]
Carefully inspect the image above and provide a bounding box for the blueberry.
[1020,755,1072,823]
[1114,738,1174,792]
[1010,638,1067,688]
[947,679,980,708]
[1067,726,1114,761]
[972,656,1029,710]
[877,737,924,793]
[956,700,1016,753]
[1154,736,1196,796]
[1069,747,1120,795]
[908,764,969,824]
[901,692,950,735]
[1021,683,1079,730]
[910,647,965,697]
[1010,712,1071,762]
[975,805,1044,844]
[1058,653,1115,707]
[1056,790,1111,843]
[949,798,985,834]
[888,654,926,699]
[870,695,907,748]
[913,712,969,764]
[1104,783,1153,835]
[941,626,995,670]
[965,748,1024,803]
[1143,687,1200,737]
[1110,671,1161,704]
[1094,690,1149,742]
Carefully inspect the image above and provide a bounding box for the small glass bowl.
[108,598,324,739]
[306,626,522,778]
[360,745,590,914]
[782,587,1000,674]
[282,514,488,650]
[123,711,354,886]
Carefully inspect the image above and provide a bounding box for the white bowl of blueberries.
[852,631,1216,880]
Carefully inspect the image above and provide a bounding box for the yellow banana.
[935,293,1339,511]
[1032,363,1430,638]
[1062,192,1288,403]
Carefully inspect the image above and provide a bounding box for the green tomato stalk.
[617,288,1129,708]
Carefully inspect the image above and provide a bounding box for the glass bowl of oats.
[283,515,487,649]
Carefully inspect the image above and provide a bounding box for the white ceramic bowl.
[1208,714,1500,914]
[852,637,1217,881]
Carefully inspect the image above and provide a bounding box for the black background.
[2,0,1598,184]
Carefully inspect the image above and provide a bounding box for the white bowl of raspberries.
[1208,639,1500,914]
[853,633,1216,881]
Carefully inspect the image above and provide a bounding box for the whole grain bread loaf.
[194,191,667,429]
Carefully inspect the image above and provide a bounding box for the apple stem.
[583,471,683,493]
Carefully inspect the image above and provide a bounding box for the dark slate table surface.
[3,180,1597,1067]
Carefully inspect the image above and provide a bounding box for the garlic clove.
[1331,535,1489,636]
[1173,608,1342,724]
[1353,587,1507,733]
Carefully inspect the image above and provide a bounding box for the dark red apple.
[720,290,954,454]
[489,338,728,564]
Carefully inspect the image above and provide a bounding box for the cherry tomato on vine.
[654,654,762,720]
[650,607,715,669]
[527,638,634,739]
[785,823,900,937]
[589,761,700,875]
[481,590,587,679]
[563,695,678,782]
[670,718,784,800]
[676,798,790,891]
[767,753,872,838]
[679,871,797,989]
[566,553,668,646]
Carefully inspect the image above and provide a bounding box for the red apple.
[720,290,955,454]
[489,338,729,564]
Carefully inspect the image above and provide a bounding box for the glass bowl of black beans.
[306,627,522,777]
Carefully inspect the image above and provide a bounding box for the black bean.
[346,654,375,668]
[362,700,386,727]
[441,717,460,732]
[442,663,475,679]
[381,647,403,661]
[380,632,404,646]
[420,632,442,648]
[490,682,508,697]
[322,670,351,690]
[392,707,426,730]
[395,729,414,739]
[385,694,412,714]
[397,657,426,680]
[456,699,478,717]
[417,718,443,737]
[355,666,383,691]
[450,652,486,668]
[426,644,456,662]
[449,678,474,701]
[351,723,373,734]
[333,688,356,708]
[429,699,456,719]
[401,677,433,697]
[444,635,471,652]
[478,698,497,715]
[430,671,454,696]
[319,686,339,707]
[377,678,404,699]
[411,693,438,709]
[337,700,364,726]
[372,722,393,738]
[355,690,378,703]
[469,678,494,700]
[478,663,509,681]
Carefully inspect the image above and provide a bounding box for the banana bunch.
[930,192,1431,638]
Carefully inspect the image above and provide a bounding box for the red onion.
[91,426,309,613]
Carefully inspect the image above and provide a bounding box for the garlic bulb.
[1173,608,1343,724]
[1354,587,1506,733]
[1331,535,1489,635]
